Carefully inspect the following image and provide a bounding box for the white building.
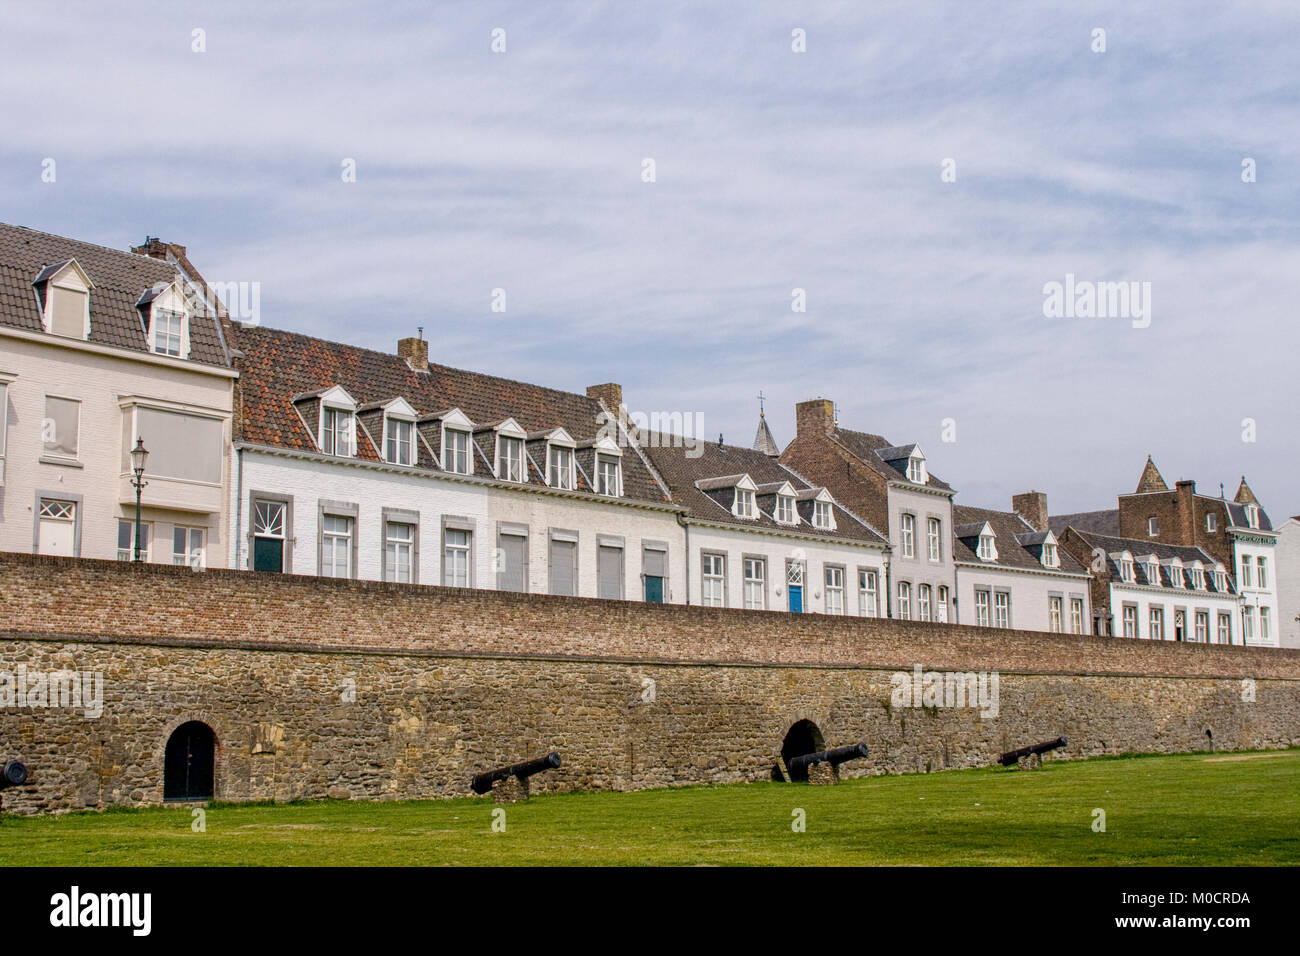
[0,224,235,567]
[1276,516,1300,649]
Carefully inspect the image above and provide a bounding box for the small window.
[858,570,878,617]
[321,514,354,578]
[927,518,941,562]
[1042,541,1059,568]
[385,522,415,583]
[824,566,844,615]
[735,488,756,519]
[1122,605,1138,638]
[897,581,911,620]
[1168,563,1182,588]
[977,533,996,561]
[813,500,833,529]
[1120,557,1134,582]
[172,527,204,568]
[1240,555,1253,588]
[1147,516,1159,536]
[1194,611,1209,643]
[1260,606,1272,640]
[1049,596,1063,632]
[321,407,354,457]
[994,591,1010,628]
[743,557,766,610]
[1206,513,1217,532]
[906,455,925,483]
[443,429,470,474]
[1217,611,1231,644]
[900,514,915,558]
[444,528,472,587]
[152,309,184,356]
[1070,598,1084,634]
[49,285,88,338]
[1257,556,1268,589]
[918,583,931,621]
[497,435,524,482]
[385,418,415,466]
[776,495,796,524]
[548,445,574,489]
[975,589,990,627]
[702,553,726,608]
[1149,606,1165,640]
[116,518,150,561]
[1245,505,1260,529]
[43,395,80,460]
[936,585,949,623]
[1214,567,1226,591]
[596,455,621,496]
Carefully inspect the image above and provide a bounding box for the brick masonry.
[2,553,1298,814]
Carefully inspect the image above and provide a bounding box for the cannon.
[1,761,27,789]
[998,736,1067,767]
[787,741,870,773]
[471,751,561,795]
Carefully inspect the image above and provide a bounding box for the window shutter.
[643,548,666,578]
[597,545,622,600]
[549,539,576,595]
[498,533,527,592]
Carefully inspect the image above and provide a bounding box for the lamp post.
[129,438,149,563]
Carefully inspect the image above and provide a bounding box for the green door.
[644,575,664,604]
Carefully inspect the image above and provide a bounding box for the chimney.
[1012,491,1049,532]
[1175,479,1196,545]
[795,398,835,437]
[398,332,429,372]
[131,237,187,261]
[586,383,623,411]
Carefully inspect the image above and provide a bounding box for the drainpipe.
[884,557,893,618]
[677,513,692,605]
[234,445,244,570]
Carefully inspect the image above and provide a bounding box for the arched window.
[163,721,216,801]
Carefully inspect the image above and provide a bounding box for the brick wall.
[2,552,1298,814]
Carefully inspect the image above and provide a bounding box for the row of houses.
[0,222,1292,646]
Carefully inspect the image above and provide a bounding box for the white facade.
[887,483,958,621]
[0,327,235,568]
[1276,518,1300,649]
[1231,529,1281,647]
[1105,577,1241,644]
[682,521,888,615]
[229,445,683,601]
[955,563,1091,634]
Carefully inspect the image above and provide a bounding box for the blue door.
[788,585,803,613]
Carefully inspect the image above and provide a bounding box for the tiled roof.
[830,427,953,492]
[1136,455,1169,493]
[1048,508,1120,536]
[1065,529,1235,593]
[642,436,887,546]
[0,222,229,367]
[953,504,1088,574]
[228,322,670,505]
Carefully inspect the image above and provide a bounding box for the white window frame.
[743,557,766,610]
[1122,604,1138,638]
[900,513,915,558]
[918,583,931,621]
[442,427,471,475]
[596,454,622,497]
[384,415,416,466]
[42,394,81,463]
[702,552,726,608]
[116,517,151,561]
[824,565,844,615]
[321,513,355,579]
[443,527,472,588]
[320,405,355,458]
[496,434,525,482]
[858,570,878,617]
[735,487,756,519]
[1049,595,1063,633]
[1147,516,1159,536]
[1217,612,1231,644]
[994,591,1010,629]
[384,519,416,584]
[547,443,575,490]
[1256,556,1268,589]
[1070,597,1084,634]
[776,495,796,525]
[171,525,205,568]
[975,589,990,627]
[978,533,995,561]
[151,308,185,357]
[927,517,941,562]
[897,581,912,620]
[1149,606,1165,641]
[1194,611,1209,643]
[1206,513,1217,532]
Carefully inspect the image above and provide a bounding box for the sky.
[2,1,1297,517]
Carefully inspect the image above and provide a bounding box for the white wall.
[1277,519,1300,649]
[1233,535,1281,647]
[955,563,1091,633]
[1107,581,1241,644]
[887,483,957,615]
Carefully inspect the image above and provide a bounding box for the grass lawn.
[3,749,1298,866]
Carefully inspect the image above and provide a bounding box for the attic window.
[548,444,575,489]
[1147,559,1160,584]
[906,455,926,484]
[385,417,414,466]
[735,487,756,519]
[152,309,184,356]
[813,500,834,530]
[321,406,355,457]
[776,494,796,524]
[1119,556,1134,582]
[1168,561,1183,588]
[596,454,622,496]
[1147,516,1159,536]
[497,435,524,482]
[1042,541,1059,568]
[1191,565,1205,590]
[1214,566,1226,591]
[443,427,471,474]
[977,531,996,560]
[1245,504,1259,529]
[1206,513,1217,532]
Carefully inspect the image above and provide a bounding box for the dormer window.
[492,419,528,482]
[152,309,184,355]
[379,398,418,466]
[1168,560,1183,588]
[1119,555,1134,582]
[735,487,756,518]
[1042,541,1059,568]
[34,259,93,340]
[548,444,574,489]
[977,532,996,560]
[906,454,926,484]
[776,494,796,524]
[1147,559,1160,584]
[1190,563,1205,590]
[444,428,470,474]
[136,282,191,358]
[313,386,358,458]
[1245,504,1260,529]
[596,454,621,496]
[1214,565,1227,591]
[813,500,833,529]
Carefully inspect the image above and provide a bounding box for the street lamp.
[129,438,149,563]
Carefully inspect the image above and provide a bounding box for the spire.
[1136,455,1168,493]
[752,391,780,456]
[1234,475,1259,505]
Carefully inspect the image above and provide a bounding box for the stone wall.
[2,553,1299,814]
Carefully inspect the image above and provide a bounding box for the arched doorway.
[781,719,826,782]
[164,721,216,801]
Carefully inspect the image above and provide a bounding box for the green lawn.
[3,749,1298,866]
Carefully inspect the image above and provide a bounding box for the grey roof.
[831,427,954,492]
[752,413,780,456]
[1048,508,1119,536]
[953,504,1088,575]
[0,222,229,367]
[1065,529,1235,594]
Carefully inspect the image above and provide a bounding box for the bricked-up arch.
[781,719,826,782]
[164,721,216,801]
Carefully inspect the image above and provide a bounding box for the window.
[906,455,925,483]
[1194,611,1209,643]
[975,590,990,627]
[1191,567,1204,590]
[384,522,415,583]
[116,519,150,561]
[123,407,224,484]
[897,582,911,620]
[1147,516,1159,536]
[936,586,949,623]
[994,591,1010,629]
[49,285,88,338]
[1240,555,1252,588]
[321,514,353,579]
[1120,556,1134,582]
[172,527,204,568]
[702,553,726,608]
[37,496,79,555]
[444,529,472,587]
[977,532,995,561]
[643,545,667,603]
[43,396,80,460]
[1257,557,1268,589]
[1070,598,1084,634]
[858,570,878,617]
[443,428,470,474]
[1214,567,1226,591]
[497,530,527,592]
[548,533,577,595]
[743,558,766,610]
[1049,596,1063,633]
[1168,562,1182,588]
[1147,560,1160,585]
[1042,542,1059,568]
[152,309,184,356]
[1149,606,1164,641]
[918,584,931,621]
[1260,607,1272,641]
[0,379,9,482]
[596,455,621,496]
[1217,612,1232,644]
[321,406,354,457]
[735,487,756,519]
[900,514,915,558]
[1122,605,1137,638]
[1245,505,1260,529]
[251,498,288,572]
[824,566,844,615]
[1243,607,1255,641]
[548,444,574,489]
[813,500,833,529]
[1206,513,1217,532]
[496,435,524,481]
[927,518,941,562]
[385,418,415,466]
[597,544,624,600]
[776,495,796,524]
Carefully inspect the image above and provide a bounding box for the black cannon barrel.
[471,751,561,794]
[998,736,1067,767]
[1,760,28,789]
[788,741,869,772]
